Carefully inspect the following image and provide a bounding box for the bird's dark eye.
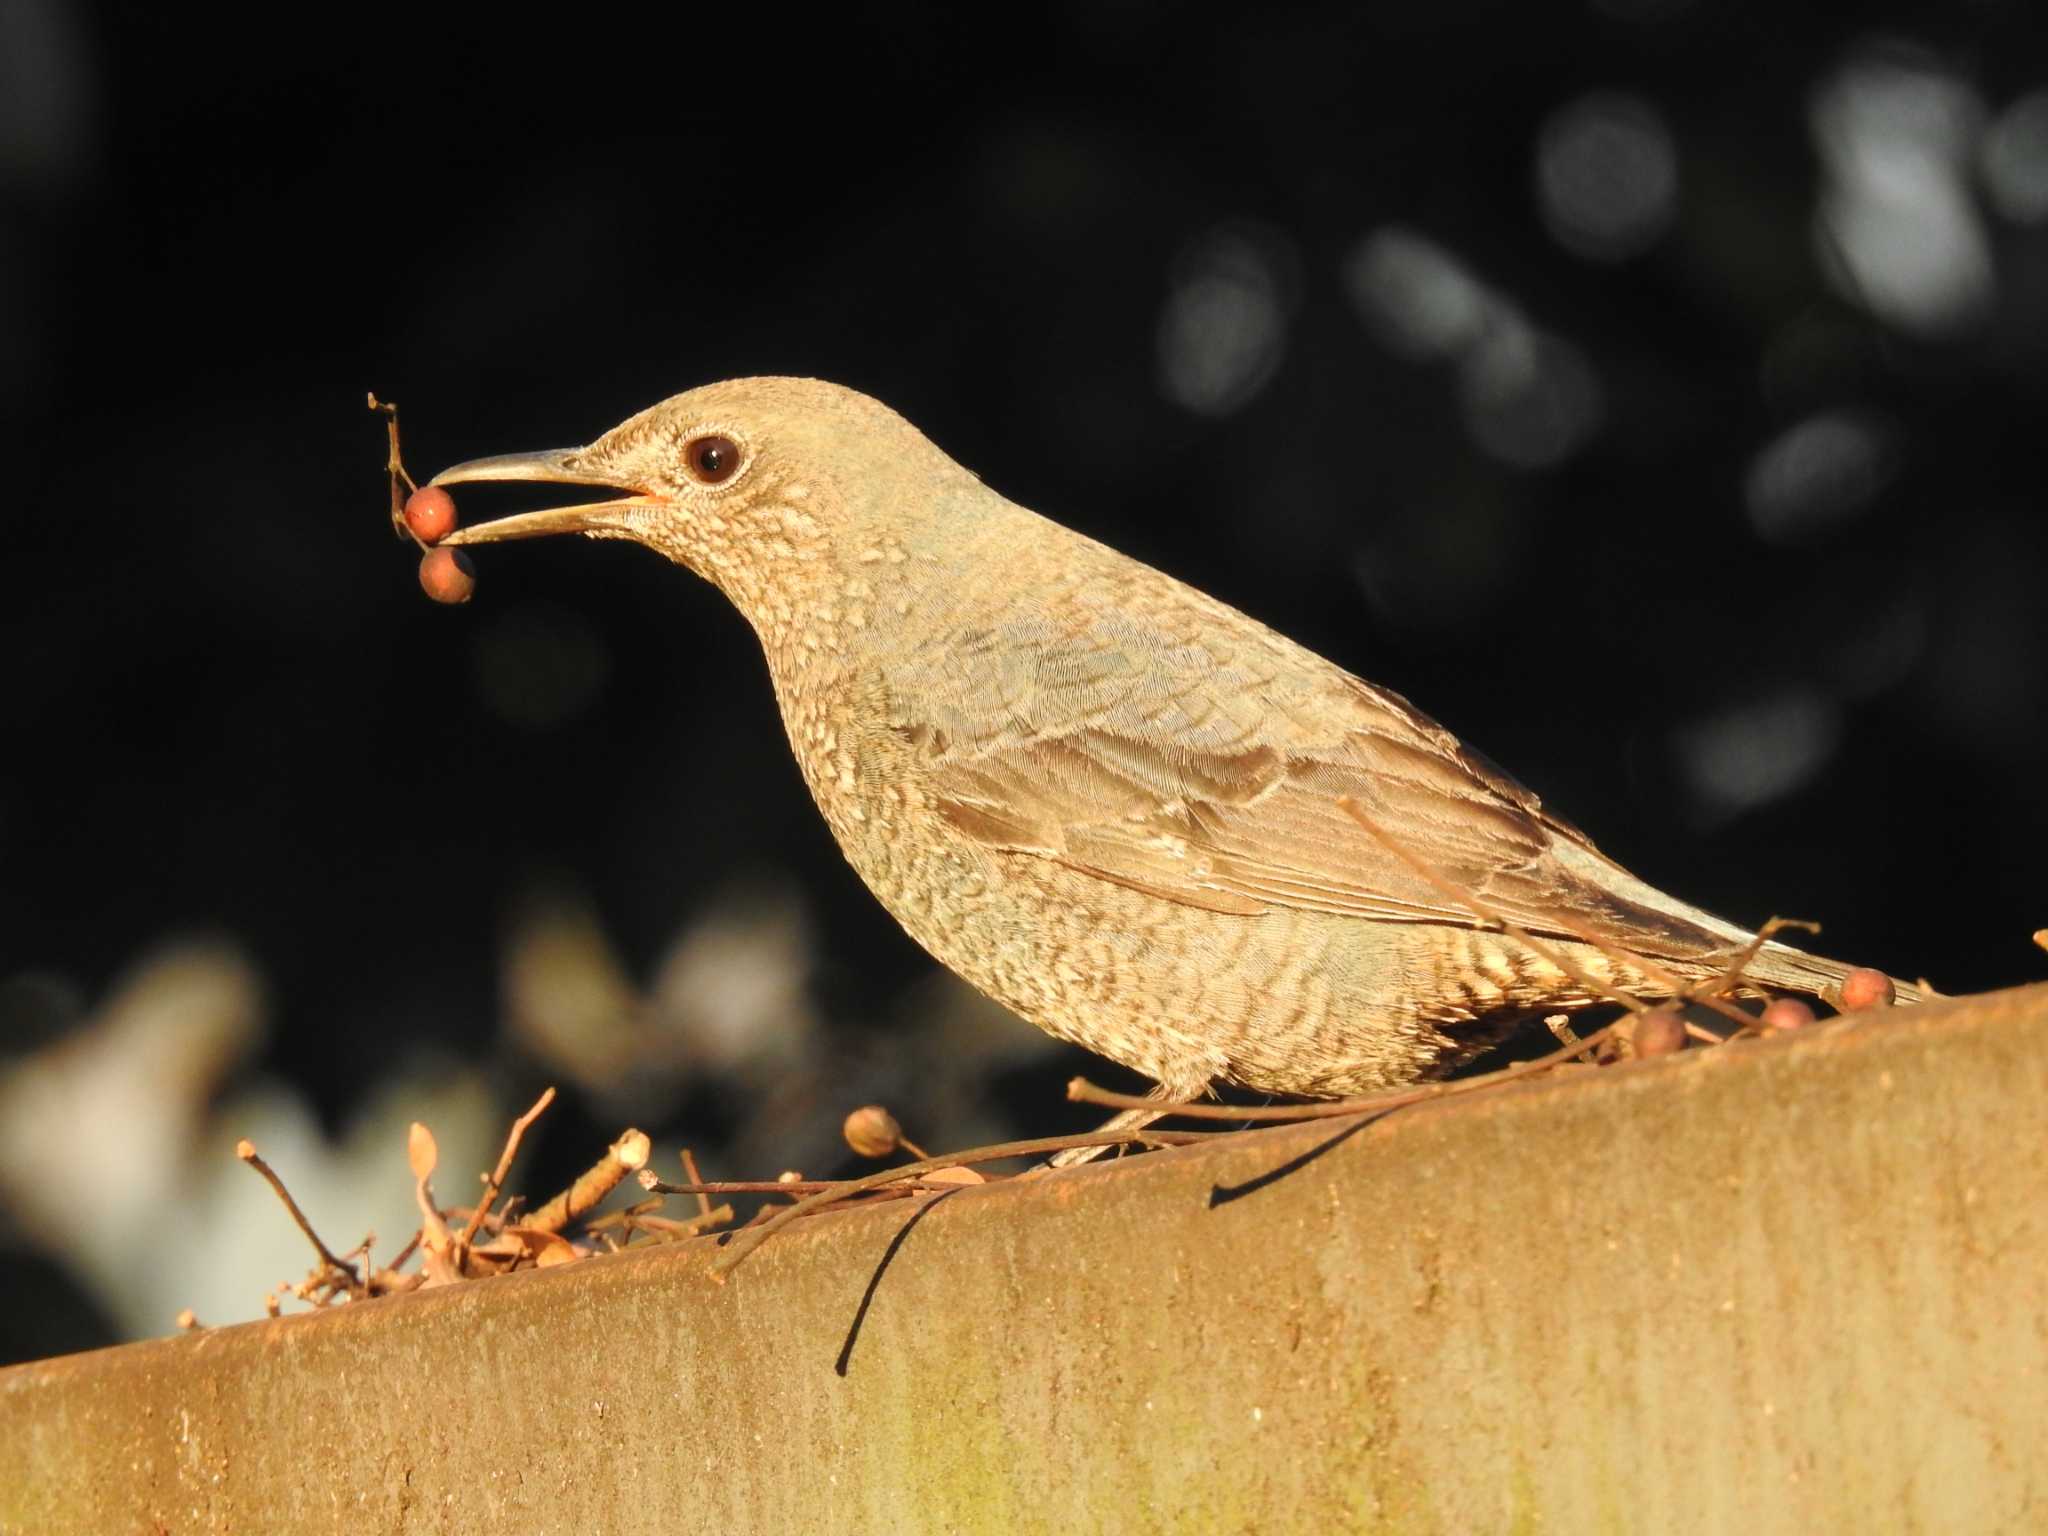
[686,435,740,484]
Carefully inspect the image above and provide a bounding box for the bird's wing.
[886,599,1720,954]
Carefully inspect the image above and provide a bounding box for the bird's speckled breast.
[759,558,1472,1101]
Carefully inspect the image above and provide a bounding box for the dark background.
[3,2,2044,1358]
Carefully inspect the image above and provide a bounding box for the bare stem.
[367,391,424,545]
[455,1087,557,1258]
[623,1204,737,1241]
[238,1139,365,1298]
[521,1128,650,1235]
[678,1148,715,1222]
[706,1127,1217,1281]
[1706,915,1821,1002]
[647,1178,910,1196]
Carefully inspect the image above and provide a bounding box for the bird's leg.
[1045,1077,1211,1170]
[1046,1104,1163,1170]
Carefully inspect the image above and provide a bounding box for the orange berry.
[418,546,476,604]
[1760,997,1817,1031]
[1634,1007,1686,1058]
[404,485,458,545]
[1840,968,1895,1012]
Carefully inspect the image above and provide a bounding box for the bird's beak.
[427,449,664,545]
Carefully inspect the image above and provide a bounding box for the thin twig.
[367,391,422,545]
[648,1178,910,1196]
[705,1128,1217,1281]
[1708,915,1821,1000]
[456,1087,557,1257]
[585,1197,667,1233]
[622,1204,737,1241]
[678,1148,714,1222]
[237,1139,365,1298]
[521,1128,650,1235]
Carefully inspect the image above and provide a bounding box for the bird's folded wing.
[887,607,1721,955]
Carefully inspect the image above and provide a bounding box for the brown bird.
[431,378,1920,1139]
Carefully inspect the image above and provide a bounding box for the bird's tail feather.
[1728,939,1926,1006]
[1559,845,1926,1006]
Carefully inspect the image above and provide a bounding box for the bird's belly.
[811,771,1477,1096]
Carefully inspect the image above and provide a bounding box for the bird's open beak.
[427,449,664,545]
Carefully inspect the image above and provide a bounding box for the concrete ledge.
[5,985,2045,1534]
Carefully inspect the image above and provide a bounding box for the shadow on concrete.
[1207,1113,1383,1208]
[835,1189,962,1377]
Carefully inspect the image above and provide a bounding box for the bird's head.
[431,377,977,617]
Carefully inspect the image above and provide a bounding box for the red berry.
[1839,968,1895,1012]
[418,546,476,604]
[1634,1007,1686,1058]
[404,485,458,545]
[1761,997,1816,1031]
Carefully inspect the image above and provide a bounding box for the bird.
[429,377,1921,1143]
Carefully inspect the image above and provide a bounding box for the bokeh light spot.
[1343,227,1490,359]
[1980,89,2048,225]
[1535,92,1680,262]
[1744,410,1897,544]
[1811,48,1993,338]
[1157,226,1293,417]
[1673,692,1842,823]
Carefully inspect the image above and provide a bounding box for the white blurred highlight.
[1674,692,1842,822]
[1980,89,2048,225]
[1157,226,1292,417]
[1744,410,1897,543]
[0,944,502,1335]
[1811,49,1993,338]
[1536,92,1680,262]
[504,878,822,1112]
[1346,226,1604,468]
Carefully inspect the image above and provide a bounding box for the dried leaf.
[407,1121,439,1181]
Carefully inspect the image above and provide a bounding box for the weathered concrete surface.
[4,984,2044,1535]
